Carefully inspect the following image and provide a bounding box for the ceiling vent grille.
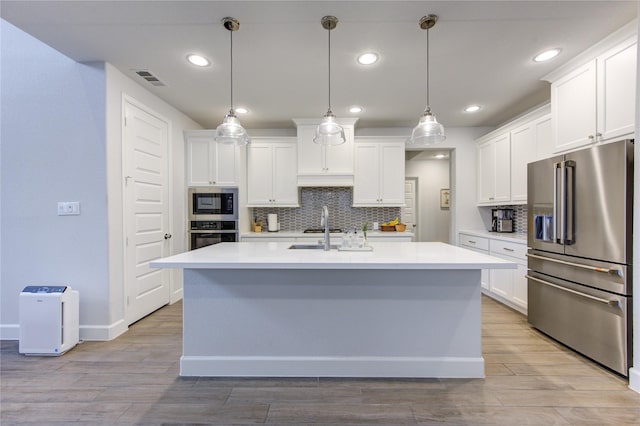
[134,70,165,87]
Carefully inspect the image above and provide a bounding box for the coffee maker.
[491,208,514,233]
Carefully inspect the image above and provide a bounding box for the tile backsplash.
[491,205,527,233]
[251,187,401,231]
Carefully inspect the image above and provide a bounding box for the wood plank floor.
[2,295,639,425]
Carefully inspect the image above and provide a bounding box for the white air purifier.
[19,285,79,356]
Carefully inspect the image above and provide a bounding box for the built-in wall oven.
[188,188,238,250]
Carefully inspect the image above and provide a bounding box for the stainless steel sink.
[288,244,339,250]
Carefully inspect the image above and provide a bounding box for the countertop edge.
[458,229,528,244]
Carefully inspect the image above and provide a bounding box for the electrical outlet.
[373,222,379,230]
[57,201,80,216]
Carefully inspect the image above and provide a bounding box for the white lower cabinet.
[458,234,490,290]
[459,232,527,313]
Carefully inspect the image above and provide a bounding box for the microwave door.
[528,155,565,254]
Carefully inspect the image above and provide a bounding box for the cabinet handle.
[489,197,494,200]
[503,247,514,252]
[164,233,172,240]
[468,240,476,244]
[588,135,595,140]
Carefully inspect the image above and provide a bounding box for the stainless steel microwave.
[188,187,237,220]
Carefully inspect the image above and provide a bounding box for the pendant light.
[409,14,446,146]
[215,17,249,145]
[313,16,346,145]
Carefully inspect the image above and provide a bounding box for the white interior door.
[403,177,419,240]
[123,100,171,325]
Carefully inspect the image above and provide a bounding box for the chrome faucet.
[321,205,330,251]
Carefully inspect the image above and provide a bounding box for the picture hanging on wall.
[440,189,450,209]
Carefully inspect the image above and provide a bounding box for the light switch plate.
[57,201,80,216]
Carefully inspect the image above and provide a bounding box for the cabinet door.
[214,142,239,186]
[353,143,380,205]
[511,124,535,202]
[512,263,528,310]
[186,136,214,186]
[490,268,513,300]
[325,126,354,174]
[477,142,495,203]
[272,143,299,205]
[597,38,636,142]
[535,115,553,161]
[297,126,324,174]
[552,60,597,153]
[493,133,511,202]
[379,143,405,205]
[247,143,274,206]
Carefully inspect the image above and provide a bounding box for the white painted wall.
[357,127,492,244]
[104,64,201,332]
[628,9,640,394]
[405,158,450,242]
[1,20,109,336]
[0,20,201,340]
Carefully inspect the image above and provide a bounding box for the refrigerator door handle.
[553,161,564,244]
[526,253,624,277]
[565,160,576,245]
[525,275,619,307]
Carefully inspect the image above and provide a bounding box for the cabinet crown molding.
[542,19,637,83]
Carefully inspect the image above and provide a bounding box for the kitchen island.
[151,241,515,378]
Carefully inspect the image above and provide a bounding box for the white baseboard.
[180,355,485,378]
[1,320,128,342]
[629,367,640,394]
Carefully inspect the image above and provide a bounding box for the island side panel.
[181,268,483,378]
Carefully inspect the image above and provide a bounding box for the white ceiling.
[2,1,637,130]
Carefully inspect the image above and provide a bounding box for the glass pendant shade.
[313,110,346,145]
[409,14,445,146]
[409,107,446,145]
[314,16,345,146]
[215,109,249,145]
[215,17,249,146]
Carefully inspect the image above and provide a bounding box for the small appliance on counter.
[267,214,279,232]
[491,208,514,233]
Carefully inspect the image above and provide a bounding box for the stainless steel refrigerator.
[527,139,633,376]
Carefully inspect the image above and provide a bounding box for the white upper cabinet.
[247,138,299,207]
[293,118,358,186]
[597,37,637,141]
[511,122,537,202]
[185,130,240,187]
[545,25,636,153]
[353,138,405,207]
[476,104,550,205]
[477,132,511,205]
[551,61,597,152]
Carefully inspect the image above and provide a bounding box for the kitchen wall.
[251,187,401,231]
[0,20,201,340]
[405,157,451,243]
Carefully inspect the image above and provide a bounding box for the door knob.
[164,233,172,240]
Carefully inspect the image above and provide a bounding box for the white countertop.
[150,241,516,270]
[241,230,414,238]
[458,229,528,244]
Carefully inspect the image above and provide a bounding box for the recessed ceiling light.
[464,105,481,113]
[434,154,447,159]
[235,107,249,114]
[533,48,561,62]
[357,52,379,65]
[349,106,363,113]
[187,54,211,67]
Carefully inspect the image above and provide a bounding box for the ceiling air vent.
[134,70,165,87]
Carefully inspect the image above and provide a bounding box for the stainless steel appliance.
[188,188,238,250]
[491,208,514,233]
[189,187,237,220]
[526,139,633,376]
[189,220,238,250]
